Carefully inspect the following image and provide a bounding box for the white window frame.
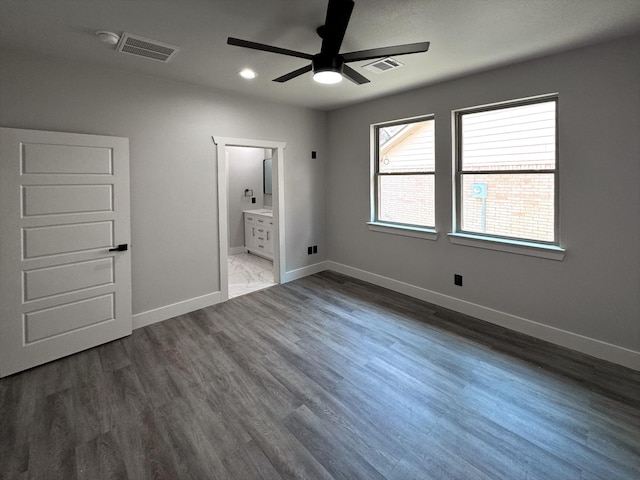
[450,95,565,260]
[368,115,438,240]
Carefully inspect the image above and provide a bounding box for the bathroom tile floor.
[228,252,275,298]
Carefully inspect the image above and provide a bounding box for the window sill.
[448,233,565,261]
[367,222,438,241]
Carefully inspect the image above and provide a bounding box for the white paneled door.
[0,128,132,377]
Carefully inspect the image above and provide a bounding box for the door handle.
[109,243,128,252]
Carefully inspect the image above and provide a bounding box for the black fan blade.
[227,37,313,60]
[342,65,370,85]
[342,41,430,63]
[273,64,313,83]
[320,0,354,55]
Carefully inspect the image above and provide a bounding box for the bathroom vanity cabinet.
[243,209,273,260]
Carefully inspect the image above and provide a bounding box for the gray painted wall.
[227,146,266,249]
[327,34,640,352]
[0,49,327,316]
[1,35,637,361]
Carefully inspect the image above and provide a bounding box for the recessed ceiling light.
[95,31,120,45]
[239,69,257,79]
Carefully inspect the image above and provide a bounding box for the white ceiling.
[2,0,640,111]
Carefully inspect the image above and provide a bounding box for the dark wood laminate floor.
[2,271,639,480]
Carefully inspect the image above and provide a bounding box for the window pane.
[461,173,554,242]
[461,101,555,171]
[379,119,434,173]
[378,174,434,227]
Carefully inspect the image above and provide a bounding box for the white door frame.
[213,136,286,302]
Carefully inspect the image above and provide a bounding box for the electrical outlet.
[308,246,313,255]
[251,197,256,204]
[313,245,317,254]
[311,151,317,159]
[454,274,463,286]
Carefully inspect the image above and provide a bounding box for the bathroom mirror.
[263,158,272,194]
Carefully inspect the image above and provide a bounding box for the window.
[455,97,558,244]
[373,116,435,229]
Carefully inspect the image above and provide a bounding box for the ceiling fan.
[227,0,430,85]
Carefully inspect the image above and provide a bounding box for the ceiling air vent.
[363,57,404,74]
[116,33,180,63]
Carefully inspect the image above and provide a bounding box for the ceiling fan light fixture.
[312,53,344,84]
[313,70,343,84]
[227,0,429,86]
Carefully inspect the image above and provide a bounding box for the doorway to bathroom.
[227,146,274,298]
[213,136,286,302]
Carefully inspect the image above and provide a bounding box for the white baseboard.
[131,260,330,330]
[281,261,329,284]
[130,260,639,371]
[229,246,247,255]
[327,261,640,371]
[132,291,222,329]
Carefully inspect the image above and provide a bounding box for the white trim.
[367,222,438,240]
[132,291,222,329]
[132,261,326,330]
[214,141,229,302]
[454,92,560,115]
[281,261,329,284]
[229,246,247,255]
[326,261,640,371]
[131,258,640,371]
[212,136,286,303]
[448,233,566,261]
[212,137,285,150]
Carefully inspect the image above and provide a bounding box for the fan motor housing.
[312,53,344,74]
